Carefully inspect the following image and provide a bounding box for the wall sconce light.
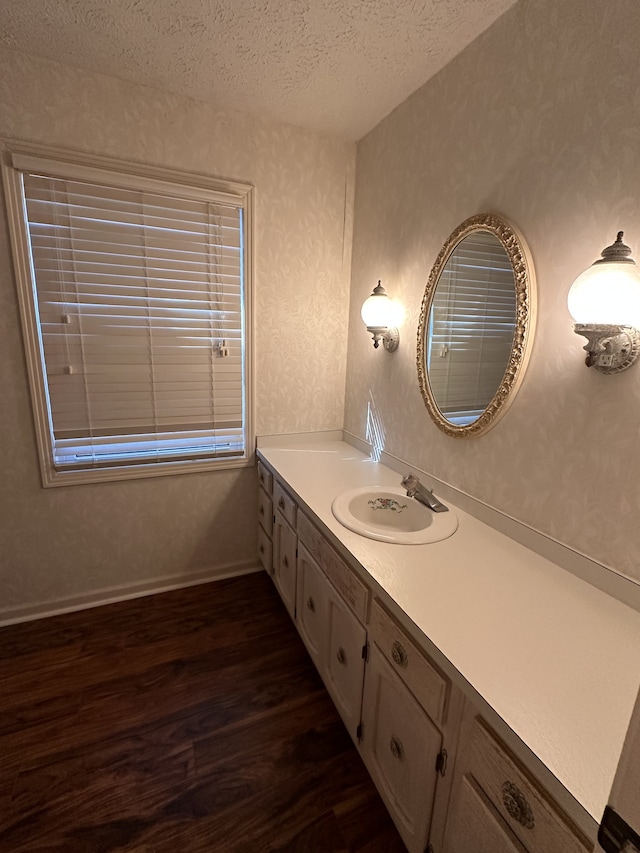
[567,232,640,373]
[361,281,402,351]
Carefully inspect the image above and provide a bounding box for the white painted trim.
[0,562,261,627]
[1,137,256,488]
[340,429,640,611]
[7,140,254,202]
[1,146,56,486]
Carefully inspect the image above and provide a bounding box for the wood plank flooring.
[0,572,406,852]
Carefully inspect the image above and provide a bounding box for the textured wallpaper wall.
[0,48,355,615]
[345,0,640,583]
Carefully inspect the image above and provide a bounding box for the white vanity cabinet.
[441,711,591,853]
[255,453,596,853]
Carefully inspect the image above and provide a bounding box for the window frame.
[2,141,255,487]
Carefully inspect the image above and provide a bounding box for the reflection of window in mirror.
[427,231,517,426]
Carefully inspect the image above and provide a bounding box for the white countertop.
[257,437,640,825]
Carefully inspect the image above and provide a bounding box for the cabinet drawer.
[257,525,272,574]
[370,598,449,726]
[257,486,273,536]
[257,460,272,494]
[297,511,369,623]
[466,719,590,853]
[443,773,527,853]
[273,480,297,528]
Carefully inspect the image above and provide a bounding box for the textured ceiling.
[0,0,517,140]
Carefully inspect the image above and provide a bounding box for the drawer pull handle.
[259,506,264,515]
[391,640,408,668]
[336,647,346,665]
[283,556,289,568]
[278,497,286,511]
[390,736,405,760]
[307,596,315,612]
[502,782,535,829]
[259,545,264,554]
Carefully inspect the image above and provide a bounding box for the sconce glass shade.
[360,282,403,328]
[361,281,402,351]
[567,233,640,327]
[568,262,640,326]
[568,232,640,373]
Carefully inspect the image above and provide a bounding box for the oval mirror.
[417,213,535,437]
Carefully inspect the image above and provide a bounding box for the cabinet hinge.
[362,641,370,662]
[599,805,640,853]
[356,722,364,741]
[435,748,448,777]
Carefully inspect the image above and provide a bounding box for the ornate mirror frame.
[417,213,536,438]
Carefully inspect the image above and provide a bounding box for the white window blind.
[13,158,250,478]
[428,231,517,424]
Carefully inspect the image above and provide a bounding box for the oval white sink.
[331,485,458,544]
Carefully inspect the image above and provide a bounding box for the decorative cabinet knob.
[307,596,315,612]
[336,647,346,665]
[502,782,535,829]
[391,640,408,668]
[278,497,285,511]
[389,736,405,760]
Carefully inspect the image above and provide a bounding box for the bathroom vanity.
[256,434,640,853]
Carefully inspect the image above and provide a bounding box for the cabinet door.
[442,773,527,853]
[360,644,443,853]
[324,587,367,740]
[273,511,297,620]
[296,544,328,672]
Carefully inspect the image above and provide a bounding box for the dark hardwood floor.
[0,572,406,852]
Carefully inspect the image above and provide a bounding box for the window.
[3,146,253,485]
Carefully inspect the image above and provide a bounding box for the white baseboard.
[0,561,261,627]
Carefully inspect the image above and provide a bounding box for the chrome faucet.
[401,474,449,513]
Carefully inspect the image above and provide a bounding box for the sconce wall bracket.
[368,326,399,352]
[382,327,400,352]
[573,323,640,374]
